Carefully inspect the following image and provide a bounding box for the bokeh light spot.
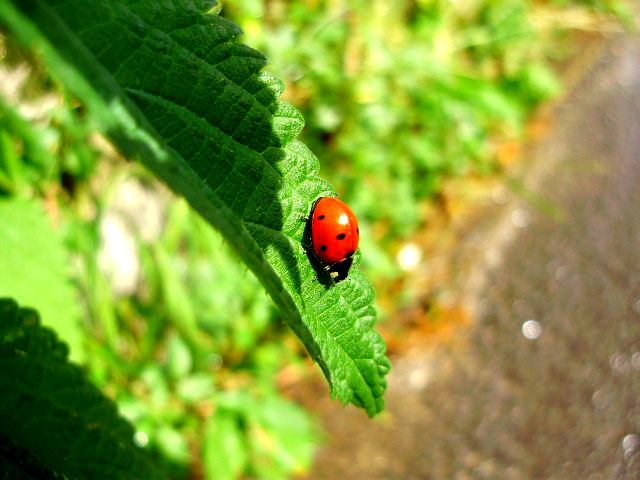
[522,320,542,340]
[133,431,148,448]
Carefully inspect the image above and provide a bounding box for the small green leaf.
[0,297,166,479]
[155,425,190,465]
[203,410,248,480]
[166,331,193,380]
[246,395,319,478]
[1,0,389,415]
[176,372,216,403]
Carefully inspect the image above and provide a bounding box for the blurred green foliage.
[223,0,627,247]
[0,0,627,478]
[0,196,85,361]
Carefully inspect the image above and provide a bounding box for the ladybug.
[309,197,360,282]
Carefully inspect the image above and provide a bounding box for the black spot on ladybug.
[336,233,346,240]
[318,215,325,220]
[356,227,359,234]
[320,245,327,252]
[345,250,355,258]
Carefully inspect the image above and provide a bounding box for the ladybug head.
[326,257,354,283]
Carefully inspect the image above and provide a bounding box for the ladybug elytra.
[309,197,360,282]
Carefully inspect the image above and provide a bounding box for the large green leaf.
[0,0,389,415]
[0,297,166,479]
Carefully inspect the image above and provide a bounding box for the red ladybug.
[309,197,360,282]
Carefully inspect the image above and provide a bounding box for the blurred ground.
[293,30,640,480]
